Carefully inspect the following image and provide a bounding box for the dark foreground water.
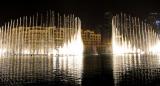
[0,54,160,86]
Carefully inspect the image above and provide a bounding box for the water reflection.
[82,55,114,86]
[113,54,160,86]
[0,55,83,86]
[1,54,160,86]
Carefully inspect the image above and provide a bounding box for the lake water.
[0,54,160,86]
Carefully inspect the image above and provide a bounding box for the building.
[1,26,103,55]
[11,27,63,53]
[96,12,113,53]
[2,26,80,55]
[81,29,101,54]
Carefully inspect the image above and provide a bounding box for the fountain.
[0,11,84,85]
[0,10,84,57]
[112,13,160,54]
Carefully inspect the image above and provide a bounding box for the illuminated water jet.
[0,11,83,57]
[112,13,160,54]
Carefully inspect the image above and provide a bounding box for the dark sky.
[0,0,160,28]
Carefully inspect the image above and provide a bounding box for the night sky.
[0,0,160,28]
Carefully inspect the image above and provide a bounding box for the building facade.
[2,26,81,55]
[2,26,102,55]
[81,29,101,54]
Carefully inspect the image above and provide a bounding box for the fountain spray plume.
[112,13,160,54]
[0,10,84,57]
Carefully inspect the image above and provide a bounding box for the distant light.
[156,20,160,24]
[156,20,160,28]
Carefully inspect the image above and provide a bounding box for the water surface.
[0,54,160,86]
